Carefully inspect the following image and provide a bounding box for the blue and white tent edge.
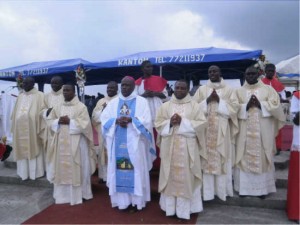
[0,58,91,79]
[0,47,262,85]
[85,47,262,68]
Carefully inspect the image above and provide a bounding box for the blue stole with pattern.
[115,98,136,193]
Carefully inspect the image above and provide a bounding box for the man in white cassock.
[92,81,118,182]
[11,76,46,180]
[234,66,285,198]
[155,80,207,220]
[193,65,239,201]
[100,76,156,211]
[47,83,96,205]
[43,76,64,181]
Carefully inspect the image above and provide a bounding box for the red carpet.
[23,172,197,224]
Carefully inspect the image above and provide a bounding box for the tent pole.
[159,66,162,77]
[37,82,44,92]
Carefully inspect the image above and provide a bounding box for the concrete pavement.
[0,151,296,224]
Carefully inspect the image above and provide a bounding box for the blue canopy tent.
[0,47,262,87]
[0,58,91,90]
[84,47,262,85]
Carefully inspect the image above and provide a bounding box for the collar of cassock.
[119,91,137,101]
[170,93,192,104]
[63,96,80,106]
[51,88,62,96]
[243,79,264,89]
[207,78,226,90]
[24,87,38,95]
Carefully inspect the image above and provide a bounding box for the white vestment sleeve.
[69,119,82,134]
[217,99,230,118]
[238,104,247,119]
[199,100,208,114]
[160,120,172,137]
[93,111,102,124]
[42,109,48,119]
[100,100,117,138]
[260,101,272,117]
[177,118,196,137]
[51,119,60,132]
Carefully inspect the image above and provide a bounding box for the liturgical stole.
[115,98,136,193]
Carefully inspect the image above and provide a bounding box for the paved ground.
[0,151,297,224]
[0,183,53,224]
[0,182,295,224]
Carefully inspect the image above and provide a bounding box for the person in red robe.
[135,60,167,169]
[286,90,300,222]
[262,63,286,154]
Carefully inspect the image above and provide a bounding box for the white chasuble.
[193,79,238,201]
[11,88,46,180]
[234,80,285,196]
[48,96,96,205]
[155,94,206,219]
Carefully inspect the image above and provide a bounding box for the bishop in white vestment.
[101,76,156,211]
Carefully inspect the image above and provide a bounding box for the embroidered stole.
[16,93,32,159]
[115,98,136,193]
[57,104,74,184]
[203,88,222,175]
[203,102,222,175]
[165,103,188,198]
[244,89,262,173]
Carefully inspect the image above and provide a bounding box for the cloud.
[97,4,250,59]
[0,1,297,69]
[0,4,61,68]
[153,10,249,50]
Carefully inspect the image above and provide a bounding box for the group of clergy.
[10,60,298,221]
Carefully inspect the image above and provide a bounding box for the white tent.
[276,55,299,90]
[276,55,300,76]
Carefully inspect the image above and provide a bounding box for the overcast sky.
[0,0,299,69]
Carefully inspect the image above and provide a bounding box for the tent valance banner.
[85,47,262,68]
[0,47,262,85]
[84,47,262,85]
[0,58,91,81]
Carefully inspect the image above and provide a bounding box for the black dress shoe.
[128,205,138,213]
